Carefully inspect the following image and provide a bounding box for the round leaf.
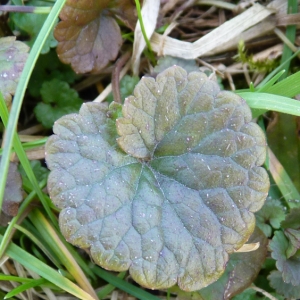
[45,66,269,291]
[0,36,29,105]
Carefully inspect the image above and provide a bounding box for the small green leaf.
[255,198,286,237]
[281,208,300,229]
[45,66,269,291]
[107,75,140,103]
[231,288,257,300]
[284,228,300,258]
[0,36,29,105]
[28,49,80,97]
[153,56,199,74]
[34,79,82,128]
[270,231,300,286]
[19,160,49,191]
[268,270,300,299]
[281,208,300,258]
[11,0,58,54]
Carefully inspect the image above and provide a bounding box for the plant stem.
[134,0,156,65]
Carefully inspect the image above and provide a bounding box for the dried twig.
[112,52,131,104]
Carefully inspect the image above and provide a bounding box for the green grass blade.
[0,178,46,259]
[257,49,300,88]
[92,266,160,300]
[4,278,47,299]
[263,71,300,97]
[0,274,32,283]
[28,209,98,299]
[238,92,300,116]
[279,0,297,80]
[0,137,48,155]
[13,223,63,269]
[0,96,58,228]
[268,148,300,208]
[256,70,285,93]
[0,234,97,300]
[0,0,66,220]
[134,0,156,65]
[97,272,126,299]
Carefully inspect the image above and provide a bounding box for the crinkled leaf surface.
[34,79,82,128]
[54,0,122,74]
[45,66,269,291]
[255,198,285,237]
[0,159,23,226]
[270,230,300,286]
[268,270,300,299]
[0,36,29,105]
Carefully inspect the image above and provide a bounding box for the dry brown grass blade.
[235,242,260,253]
[131,0,160,75]
[150,1,285,58]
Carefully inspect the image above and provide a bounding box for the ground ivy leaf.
[268,270,300,299]
[270,230,300,286]
[0,159,23,226]
[284,228,300,258]
[54,0,122,74]
[28,49,80,97]
[280,208,300,258]
[153,56,199,74]
[281,207,300,229]
[0,36,29,105]
[255,198,285,237]
[107,75,140,103]
[108,0,138,30]
[45,66,269,291]
[34,79,82,128]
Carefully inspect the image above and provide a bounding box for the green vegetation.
[0,0,300,299]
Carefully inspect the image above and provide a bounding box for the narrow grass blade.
[278,0,297,80]
[0,178,46,259]
[97,272,126,299]
[268,148,300,209]
[28,209,98,299]
[0,274,32,283]
[238,92,300,116]
[13,223,63,270]
[4,278,47,299]
[0,0,66,221]
[263,71,300,97]
[257,49,300,88]
[0,96,58,228]
[256,70,285,93]
[92,266,160,300]
[0,234,96,300]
